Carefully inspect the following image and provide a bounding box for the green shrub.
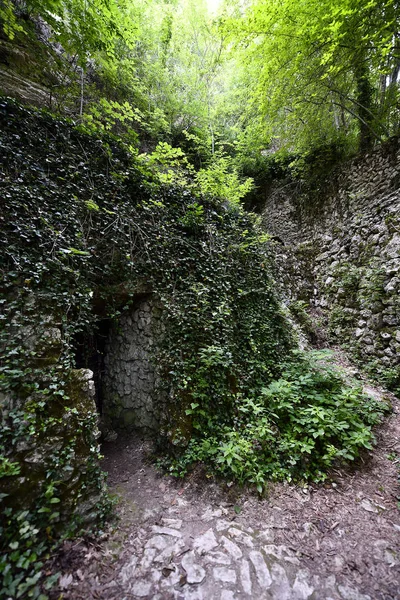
[167,351,389,490]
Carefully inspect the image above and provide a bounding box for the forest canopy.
[1,0,399,169]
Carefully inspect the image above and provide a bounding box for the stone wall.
[0,306,104,522]
[102,295,165,433]
[262,138,400,388]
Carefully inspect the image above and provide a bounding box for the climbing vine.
[0,98,389,597]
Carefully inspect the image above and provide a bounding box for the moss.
[385,213,400,235]
[121,408,137,428]
[67,370,98,416]
[289,300,313,330]
[328,305,357,338]
[358,262,387,305]
[162,390,194,448]
[329,262,360,296]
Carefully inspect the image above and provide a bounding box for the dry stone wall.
[102,295,165,433]
[262,138,400,387]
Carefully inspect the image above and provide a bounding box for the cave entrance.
[74,317,110,417]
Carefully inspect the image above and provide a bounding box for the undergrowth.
[164,350,390,491]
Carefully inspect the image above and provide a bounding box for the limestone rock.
[193,528,219,553]
[181,551,206,584]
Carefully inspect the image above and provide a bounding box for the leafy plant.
[168,350,389,489]
[196,154,254,205]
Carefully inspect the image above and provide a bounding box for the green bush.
[167,351,389,490]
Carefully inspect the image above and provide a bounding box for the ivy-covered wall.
[1,98,294,596]
[1,302,103,520]
[262,138,400,390]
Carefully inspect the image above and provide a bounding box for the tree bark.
[354,59,374,150]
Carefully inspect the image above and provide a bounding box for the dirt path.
[52,385,400,600]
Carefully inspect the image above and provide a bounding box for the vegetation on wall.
[0,97,285,597]
[325,258,400,394]
[0,98,391,598]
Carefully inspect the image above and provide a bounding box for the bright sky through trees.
[206,0,221,14]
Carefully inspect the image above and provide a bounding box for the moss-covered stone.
[262,134,400,391]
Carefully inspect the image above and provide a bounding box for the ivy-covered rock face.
[0,98,293,595]
[1,99,391,598]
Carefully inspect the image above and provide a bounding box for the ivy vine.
[0,98,389,598]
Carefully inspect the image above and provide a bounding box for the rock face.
[1,359,104,522]
[262,138,400,386]
[0,302,104,521]
[102,295,165,433]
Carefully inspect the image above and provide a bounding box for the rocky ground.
[50,382,400,600]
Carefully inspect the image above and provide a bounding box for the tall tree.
[223,0,400,153]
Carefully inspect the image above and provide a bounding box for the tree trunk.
[354,60,374,150]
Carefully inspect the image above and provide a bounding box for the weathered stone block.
[102,295,165,434]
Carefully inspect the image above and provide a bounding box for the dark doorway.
[74,318,111,415]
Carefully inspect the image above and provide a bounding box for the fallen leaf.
[59,573,73,589]
[360,498,384,513]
